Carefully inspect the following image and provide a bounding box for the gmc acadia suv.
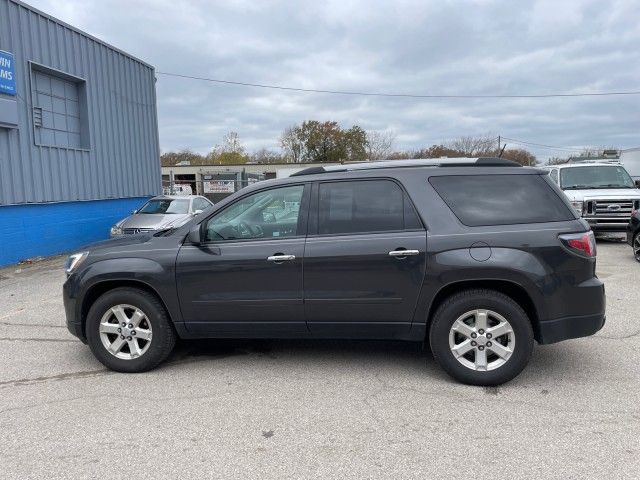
[63,158,606,385]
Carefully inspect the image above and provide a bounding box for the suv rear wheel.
[86,288,176,372]
[634,232,640,262]
[429,289,534,386]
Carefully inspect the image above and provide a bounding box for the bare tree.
[447,134,497,156]
[250,148,283,164]
[221,131,245,155]
[280,126,303,163]
[366,130,396,160]
[547,156,568,165]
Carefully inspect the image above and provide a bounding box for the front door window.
[205,185,304,241]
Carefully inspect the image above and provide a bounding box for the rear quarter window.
[429,174,574,227]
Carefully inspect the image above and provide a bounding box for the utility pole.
[498,135,501,153]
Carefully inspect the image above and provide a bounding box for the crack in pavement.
[0,368,112,389]
[0,308,25,320]
[594,330,640,340]
[0,353,240,392]
[0,337,77,343]
[0,321,66,328]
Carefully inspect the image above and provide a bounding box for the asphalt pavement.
[0,241,638,479]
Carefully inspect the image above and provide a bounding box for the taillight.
[559,231,596,258]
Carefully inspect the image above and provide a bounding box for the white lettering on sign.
[0,70,12,80]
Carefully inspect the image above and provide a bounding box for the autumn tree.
[160,149,207,167]
[500,148,537,166]
[280,120,368,163]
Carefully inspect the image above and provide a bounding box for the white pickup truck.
[541,161,640,233]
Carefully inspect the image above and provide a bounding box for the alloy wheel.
[99,304,153,360]
[448,309,515,371]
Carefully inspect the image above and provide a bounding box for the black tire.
[429,289,534,386]
[634,232,640,263]
[86,287,176,373]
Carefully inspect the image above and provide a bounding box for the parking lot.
[0,241,638,479]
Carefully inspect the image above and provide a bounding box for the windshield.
[560,166,635,189]
[138,198,190,214]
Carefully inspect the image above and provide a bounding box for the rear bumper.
[537,313,605,344]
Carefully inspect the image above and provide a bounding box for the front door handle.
[267,254,296,262]
[388,249,420,257]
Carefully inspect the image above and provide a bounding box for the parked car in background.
[626,209,640,262]
[110,195,213,237]
[65,158,606,386]
[542,161,640,233]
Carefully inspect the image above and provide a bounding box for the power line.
[156,71,640,99]
[500,136,580,153]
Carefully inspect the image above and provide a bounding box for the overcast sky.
[27,0,640,161]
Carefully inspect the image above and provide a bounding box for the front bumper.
[63,277,86,343]
[537,313,606,344]
[585,217,630,232]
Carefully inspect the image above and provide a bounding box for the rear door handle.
[267,254,296,262]
[388,249,420,257]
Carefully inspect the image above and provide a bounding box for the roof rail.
[289,157,521,176]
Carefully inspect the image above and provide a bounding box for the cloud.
[26,0,640,160]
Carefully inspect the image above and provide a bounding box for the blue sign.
[0,50,16,96]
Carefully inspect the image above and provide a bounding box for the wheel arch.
[80,280,174,339]
[425,280,542,342]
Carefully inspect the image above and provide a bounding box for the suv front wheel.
[429,289,534,386]
[86,287,176,372]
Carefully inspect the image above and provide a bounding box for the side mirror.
[193,209,203,215]
[635,179,640,188]
[131,209,138,215]
[187,224,202,245]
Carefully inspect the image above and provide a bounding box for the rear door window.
[317,180,422,235]
[429,174,574,226]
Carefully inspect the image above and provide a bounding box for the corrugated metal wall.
[0,0,160,205]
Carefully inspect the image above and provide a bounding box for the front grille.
[583,199,636,226]
[123,228,155,235]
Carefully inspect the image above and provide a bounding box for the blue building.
[0,0,160,266]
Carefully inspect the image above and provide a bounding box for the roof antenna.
[498,143,507,157]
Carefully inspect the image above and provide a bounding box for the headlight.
[64,251,89,275]
[110,224,122,236]
[570,201,583,215]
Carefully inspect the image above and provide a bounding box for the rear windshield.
[429,174,575,226]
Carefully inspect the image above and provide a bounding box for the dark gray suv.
[63,158,606,385]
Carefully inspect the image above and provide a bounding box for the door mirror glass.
[187,224,202,245]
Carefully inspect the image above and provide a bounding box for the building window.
[30,64,89,149]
